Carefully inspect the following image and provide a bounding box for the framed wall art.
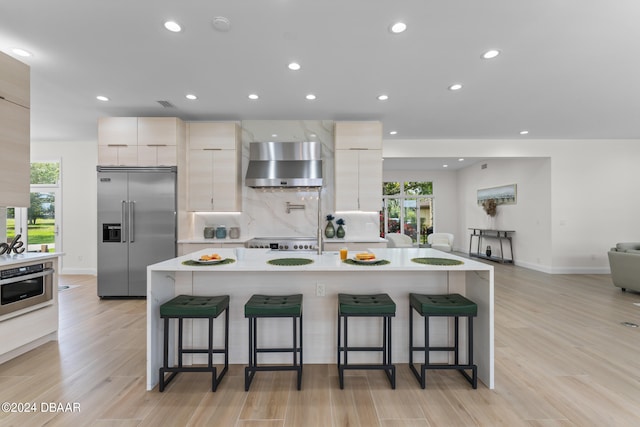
[477,184,517,205]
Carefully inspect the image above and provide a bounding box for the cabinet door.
[334,121,382,150]
[0,100,29,207]
[335,149,382,212]
[188,122,238,150]
[0,51,30,108]
[138,117,178,146]
[356,149,382,211]
[98,117,138,146]
[211,150,238,211]
[334,150,360,211]
[188,150,214,211]
[137,145,177,166]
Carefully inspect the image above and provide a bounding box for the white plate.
[194,258,225,264]
[350,256,379,264]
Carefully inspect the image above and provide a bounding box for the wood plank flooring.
[1,263,639,426]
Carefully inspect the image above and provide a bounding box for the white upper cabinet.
[0,51,30,108]
[98,117,184,166]
[186,122,242,212]
[334,149,382,212]
[334,121,382,150]
[334,121,383,212]
[0,51,30,207]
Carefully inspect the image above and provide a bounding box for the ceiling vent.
[481,163,488,169]
[156,100,175,108]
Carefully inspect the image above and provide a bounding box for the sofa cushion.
[625,249,640,255]
[616,242,640,251]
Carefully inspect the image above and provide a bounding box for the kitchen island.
[147,248,494,389]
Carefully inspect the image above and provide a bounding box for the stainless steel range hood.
[245,141,323,188]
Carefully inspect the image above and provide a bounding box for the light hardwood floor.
[1,263,639,426]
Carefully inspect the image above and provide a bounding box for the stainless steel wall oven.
[0,262,54,317]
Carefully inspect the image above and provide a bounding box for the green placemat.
[182,258,236,266]
[411,257,463,266]
[343,259,390,266]
[268,258,314,266]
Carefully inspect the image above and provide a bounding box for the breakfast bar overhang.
[146,248,494,390]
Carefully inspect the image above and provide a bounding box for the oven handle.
[0,268,54,286]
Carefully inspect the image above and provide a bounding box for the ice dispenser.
[102,223,121,242]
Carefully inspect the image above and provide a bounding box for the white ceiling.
[1,0,640,145]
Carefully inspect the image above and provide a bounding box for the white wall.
[385,138,640,273]
[31,140,97,274]
[456,158,552,271]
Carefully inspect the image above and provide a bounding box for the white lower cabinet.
[334,149,382,212]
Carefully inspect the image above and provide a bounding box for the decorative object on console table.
[486,245,492,257]
[336,218,346,238]
[325,214,335,238]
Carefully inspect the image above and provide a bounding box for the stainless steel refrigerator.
[97,166,177,297]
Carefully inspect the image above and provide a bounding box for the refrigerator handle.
[121,200,127,243]
[129,200,135,242]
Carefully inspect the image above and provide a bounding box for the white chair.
[427,233,454,252]
[386,233,413,248]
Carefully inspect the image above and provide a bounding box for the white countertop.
[0,252,62,268]
[177,238,249,244]
[148,247,491,273]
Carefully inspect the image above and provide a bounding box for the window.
[5,162,61,252]
[381,181,433,245]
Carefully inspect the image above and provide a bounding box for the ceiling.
[1,0,639,145]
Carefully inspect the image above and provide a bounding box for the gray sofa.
[608,242,640,292]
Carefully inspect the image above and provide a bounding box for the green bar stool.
[159,294,229,392]
[337,293,396,389]
[409,293,478,389]
[244,294,303,391]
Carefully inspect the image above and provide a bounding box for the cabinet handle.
[108,144,128,147]
[203,148,222,151]
[146,144,168,147]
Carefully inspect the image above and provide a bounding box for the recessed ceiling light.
[12,48,32,57]
[212,16,231,32]
[248,93,259,100]
[288,62,301,71]
[185,94,197,100]
[390,22,407,34]
[377,94,389,101]
[271,134,278,137]
[448,83,463,91]
[520,130,529,135]
[305,94,316,100]
[96,95,109,102]
[482,49,501,59]
[164,21,182,32]
[309,133,317,138]
[389,131,398,135]
[458,158,465,162]
[443,164,449,168]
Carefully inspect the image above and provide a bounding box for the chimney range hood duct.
[245,141,323,188]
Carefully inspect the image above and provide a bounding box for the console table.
[468,228,514,264]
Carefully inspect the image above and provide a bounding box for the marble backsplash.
[188,120,380,241]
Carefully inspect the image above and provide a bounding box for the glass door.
[8,162,62,253]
